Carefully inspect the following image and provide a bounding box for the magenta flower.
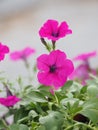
[10,47,35,61]
[37,50,74,90]
[73,51,97,61]
[0,95,20,107]
[0,42,9,61]
[39,19,72,41]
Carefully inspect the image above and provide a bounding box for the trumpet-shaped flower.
[69,63,97,85]
[0,42,9,61]
[69,64,89,80]
[69,51,97,85]
[37,50,74,90]
[73,51,97,61]
[39,19,72,41]
[0,95,20,107]
[10,47,35,61]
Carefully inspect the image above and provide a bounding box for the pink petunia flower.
[73,51,97,61]
[37,50,74,90]
[0,95,20,107]
[10,47,35,61]
[39,19,72,41]
[0,42,9,61]
[69,64,89,80]
[69,64,97,85]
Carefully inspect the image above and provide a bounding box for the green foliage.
[0,119,7,129]
[9,124,29,130]
[39,111,64,130]
[1,76,98,130]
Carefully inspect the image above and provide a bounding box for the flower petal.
[37,54,49,71]
[48,50,67,66]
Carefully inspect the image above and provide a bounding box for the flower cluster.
[70,50,97,85]
[37,19,74,91]
[0,19,98,130]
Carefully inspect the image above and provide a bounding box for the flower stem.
[54,92,59,105]
[40,38,51,52]
[65,122,94,130]
[52,41,56,50]
[1,119,10,130]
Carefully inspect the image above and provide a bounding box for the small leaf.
[28,110,38,119]
[61,80,73,92]
[87,85,98,98]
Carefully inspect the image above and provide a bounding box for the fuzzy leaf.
[39,111,64,130]
[80,98,98,124]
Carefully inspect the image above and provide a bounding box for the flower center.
[49,64,57,73]
[52,32,59,37]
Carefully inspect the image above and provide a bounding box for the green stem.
[1,119,10,130]
[40,38,51,52]
[54,92,59,105]
[23,58,33,83]
[52,40,56,50]
[65,122,94,130]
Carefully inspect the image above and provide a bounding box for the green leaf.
[80,98,98,124]
[61,98,82,118]
[0,119,7,129]
[14,106,29,123]
[39,111,64,130]
[28,110,38,119]
[87,84,98,98]
[61,98,79,107]
[19,124,29,130]
[26,91,47,103]
[9,124,19,130]
[80,86,87,94]
[61,80,73,92]
[31,122,39,129]
[9,124,29,130]
[38,85,51,97]
[37,125,46,130]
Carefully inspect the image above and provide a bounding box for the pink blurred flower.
[0,95,20,107]
[69,64,97,85]
[0,42,9,61]
[73,51,97,61]
[70,51,97,85]
[37,50,74,90]
[39,19,72,41]
[69,64,89,80]
[10,47,35,61]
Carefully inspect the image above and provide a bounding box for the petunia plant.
[0,19,98,130]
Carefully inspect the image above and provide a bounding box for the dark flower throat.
[49,64,57,73]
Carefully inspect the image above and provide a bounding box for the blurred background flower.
[69,51,97,85]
